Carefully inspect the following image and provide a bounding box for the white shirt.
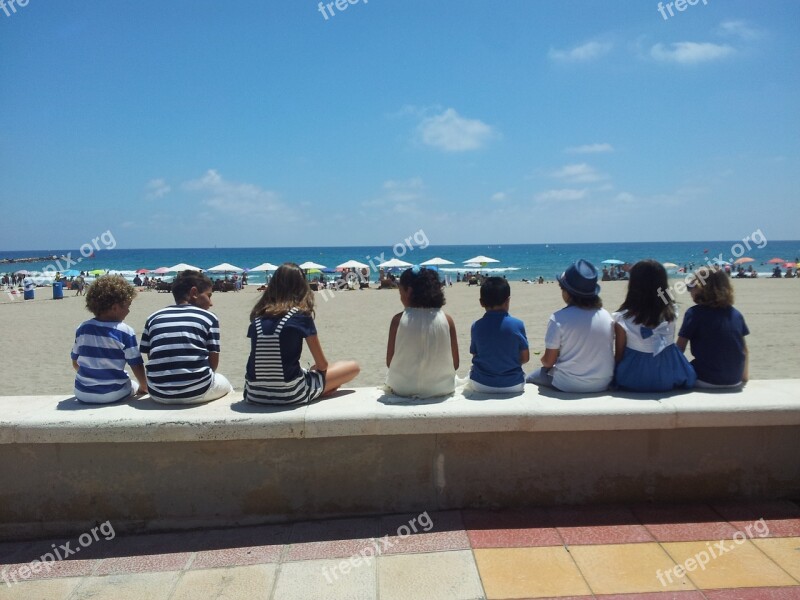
[545,305,614,393]
[613,311,677,356]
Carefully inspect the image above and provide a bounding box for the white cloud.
[491,192,507,202]
[551,163,607,184]
[417,108,497,152]
[718,20,761,41]
[182,169,287,218]
[145,178,171,200]
[566,143,614,154]
[549,41,612,63]
[363,178,426,212]
[650,42,735,64]
[535,188,588,202]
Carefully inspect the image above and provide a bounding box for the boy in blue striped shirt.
[71,275,148,404]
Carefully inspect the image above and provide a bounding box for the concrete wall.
[1,383,799,541]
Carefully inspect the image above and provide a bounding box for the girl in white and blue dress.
[613,259,696,392]
[244,263,359,405]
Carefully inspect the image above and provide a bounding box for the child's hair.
[617,259,676,327]
[480,277,510,308]
[172,270,213,303]
[85,275,137,317]
[250,262,315,321]
[399,267,445,308]
[564,292,602,309]
[690,266,734,308]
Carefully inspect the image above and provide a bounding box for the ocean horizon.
[2,240,799,283]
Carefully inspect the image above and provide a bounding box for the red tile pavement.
[595,593,708,600]
[188,524,289,569]
[378,510,470,555]
[711,500,800,538]
[548,505,656,545]
[631,503,741,542]
[703,587,800,599]
[1,556,98,583]
[462,508,564,548]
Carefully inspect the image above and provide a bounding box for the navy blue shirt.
[246,313,317,383]
[470,311,529,387]
[678,305,749,385]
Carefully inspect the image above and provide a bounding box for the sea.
[2,241,799,284]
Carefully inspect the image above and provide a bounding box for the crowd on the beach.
[69,257,751,406]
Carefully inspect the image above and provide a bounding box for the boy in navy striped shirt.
[140,270,233,404]
[71,275,148,404]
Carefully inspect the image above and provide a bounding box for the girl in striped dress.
[244,263,359,405]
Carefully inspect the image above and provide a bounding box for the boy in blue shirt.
[71,275,148,403]
[469,277,530,393]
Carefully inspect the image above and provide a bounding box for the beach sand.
[2,278,798,396]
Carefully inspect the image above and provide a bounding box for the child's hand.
[135,384,148,396]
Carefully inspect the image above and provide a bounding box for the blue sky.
[1,0,798,250]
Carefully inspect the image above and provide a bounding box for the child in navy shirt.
[71,275,148,403]
[677,267,749,388]
[469,277,529,393]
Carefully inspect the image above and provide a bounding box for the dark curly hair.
[85,275,137,317]
[399,267,445,308]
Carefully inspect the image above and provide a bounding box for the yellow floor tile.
[473,547,591,599]
[569,543,693,595]
[662,539,797,589]
[751,537,800,581]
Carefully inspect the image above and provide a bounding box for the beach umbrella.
[62,269,80,277]
[250,262,279,272]
[88,269,105,276]
[784,262,796,268]
[463,255,499,265]
[662,262,679,269]
[136,268,150,274]
[602,259,624,265]
[420,257,455,266]
[168,263,203,272]
[336,260,370,270]
[207,262,244,273]
[299,261,327,270]
[733,257,755,265]
[152,267,170,274]
[767,258,786,264]
[709,258,730,266]
[14,270,30,275]
[378,258,413,269]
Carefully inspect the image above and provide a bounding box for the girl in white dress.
[385,267,459,398]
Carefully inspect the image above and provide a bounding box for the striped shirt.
[71,319,143,403]
[140,305,221,402]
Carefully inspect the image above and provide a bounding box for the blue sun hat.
[557,259,601,298]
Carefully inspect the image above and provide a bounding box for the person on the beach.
[74,273,85,296]
[71,275,148,404]
[468,277,529,394]
[526,259,614,393]
[386,266,459,398]
[244,263,359,404]
[677,267,749,389]
[140,270,233,404]
[612,260,696,391]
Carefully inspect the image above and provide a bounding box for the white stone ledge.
[2,380,799,445]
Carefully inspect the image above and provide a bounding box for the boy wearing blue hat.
[526,259,615,393]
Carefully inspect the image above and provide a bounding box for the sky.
[1,0,798,250]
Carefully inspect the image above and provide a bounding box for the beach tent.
[378,258,413,269]
[463,255,499,265]
[336,260,369,270]
[299,261,327,270]
[421,257,455,266]
[168,263,203,272]
[250,262,279,272]
[207,263,244,273]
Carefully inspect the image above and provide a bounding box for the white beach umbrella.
[207,262,244,273]
[250,262,280,272]
[420,257,455,266]
[299,261,327,270]
[463,255,499,265]
[378,258,413,269]
[168,263,203,272]
[336,260,370,270]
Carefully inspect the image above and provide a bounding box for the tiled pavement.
[1,500,799,599]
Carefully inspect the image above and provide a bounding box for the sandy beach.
[2,277,798,396]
